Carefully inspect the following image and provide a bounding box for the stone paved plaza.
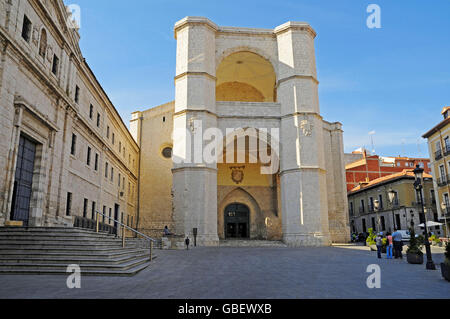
[0,245,448,299]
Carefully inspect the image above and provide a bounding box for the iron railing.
[95,211,158,261]
[435,149,443,161]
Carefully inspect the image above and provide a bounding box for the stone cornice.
[174,17,218,38]
[274,21,317,39]
[14,95,60,132]
[280,167,326,176]
[173,109,218,118]
[278,75,319,86]
[174,72,216,82]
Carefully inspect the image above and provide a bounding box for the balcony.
[437,176,449,187]
[435,149,443,161]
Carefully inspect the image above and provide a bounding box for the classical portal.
[131,17,350,247]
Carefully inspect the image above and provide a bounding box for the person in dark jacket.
[185,237,190,250]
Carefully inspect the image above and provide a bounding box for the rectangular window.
[70,133,77,156]
[360,199,365,213]
[105,162,109,178]
[87,147,91,166]
[66,192,72,216]
[75,86,80,103]
[380,216,386,231]
[112,133,115,145]
[378,194,383,209]
[89,104,94,119]
[102,206,106,224]
[52,54,59,75]
[109,208,112,225]
[119,142,122,153]
[107,126,110,139]
[91,201,96,220]
[94,153,99,171]
[21,15,32,42]
[83,198,88,218]
[97,113,101,127]
[123,177,125,190]
[111,167,114,182]
[118,173,121,187]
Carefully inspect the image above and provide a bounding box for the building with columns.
[131,17,350,246]
[0,0,138,230]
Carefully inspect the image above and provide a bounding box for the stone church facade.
[131,17,350,246]
[0,0,139,230]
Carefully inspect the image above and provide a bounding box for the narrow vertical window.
[89,104,94,119]
[102,206,106,223]
[97,113,101,127]
[94,153,99,171]
[83,198,88,218]
[112,133,115,145]
[111,167,114,182]
[107,126,110,139]
[21,15,32,42]
[105,162,109,178]
[66,192,72,216]
[87,147,91,166]
[75,86,80,103]
[91,201,96,220]
[52,54,59,75]
[71,134,77,155]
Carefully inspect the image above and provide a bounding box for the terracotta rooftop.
[348,169,433,195]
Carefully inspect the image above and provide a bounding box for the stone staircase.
[219,240,288,248]
[0,227,156,276]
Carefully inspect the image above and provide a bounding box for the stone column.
[275,22,331,246]
[172,17,219,246]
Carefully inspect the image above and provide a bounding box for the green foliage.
[382,238,387,246]
[366,228,377,245]
[407,228,423,256]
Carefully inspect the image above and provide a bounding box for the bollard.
[122,224,126,248]
[150,241,153,262]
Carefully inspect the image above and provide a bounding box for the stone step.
[0,255,151,272]
[219,240,288,248]
[0,227,111,234]
[0,251,151,265]
[0,240,125,247]
[0,248,149,258]
[0,261,152,277]
[0,227,155,276]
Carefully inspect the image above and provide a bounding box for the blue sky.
[65,0,450,158]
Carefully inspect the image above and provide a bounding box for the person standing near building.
[386,232,393,259]
[185,237,190,250]
[376,233,383,259]
[392,229,403,259]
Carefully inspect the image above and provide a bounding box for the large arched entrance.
[224,203,250,239]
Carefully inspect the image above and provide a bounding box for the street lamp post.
[441,202,449,239]
[374,199,381,232]
[413,165,436,270]
[388,188,397,231]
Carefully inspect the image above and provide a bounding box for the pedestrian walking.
[386,232,393,259]
[185,236,190,250]
[392,228,403,259]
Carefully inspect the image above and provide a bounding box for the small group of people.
[375,229,404,259]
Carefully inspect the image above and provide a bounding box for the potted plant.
[406,229,424,264]
[441,242,450,282]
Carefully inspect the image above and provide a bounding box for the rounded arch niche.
[216,51,277,103]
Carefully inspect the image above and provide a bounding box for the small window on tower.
[21,15,32,42]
